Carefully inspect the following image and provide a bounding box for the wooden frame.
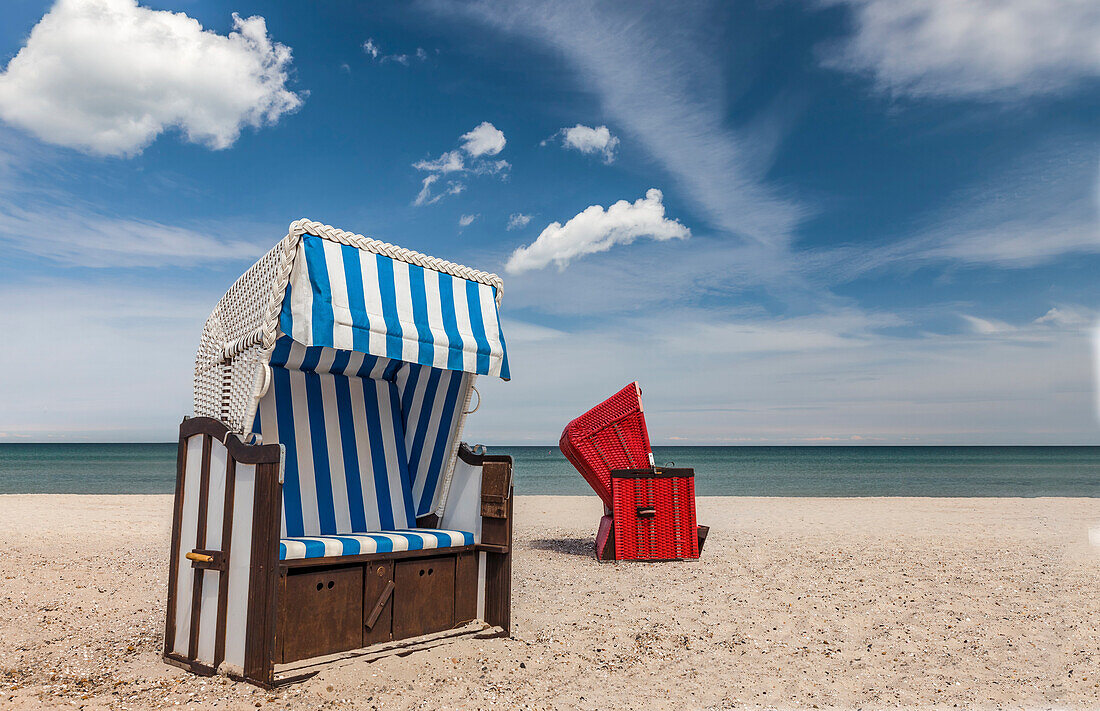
[164,418,513,687]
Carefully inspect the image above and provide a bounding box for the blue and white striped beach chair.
[164,219,514,687]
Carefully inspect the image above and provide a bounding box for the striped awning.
[278,234,510,379]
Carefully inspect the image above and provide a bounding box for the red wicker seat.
[559,383,705,561]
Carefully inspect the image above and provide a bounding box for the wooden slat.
[163,424,189,655]
[213,456,237,669]
[187,434,213,661]
[244,461,282,685]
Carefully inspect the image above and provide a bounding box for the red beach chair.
[560,382,705,561]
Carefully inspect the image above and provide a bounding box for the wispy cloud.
[0,280,213,440]
[0,201,267,267]
[468,306,1099,444]
[0,0,302,157]
[459,213,478,227]
[413,121,509,205]
[435,1,805,247]
[363,37,427,65]
[506,213,532,230]
[505,188,689,273]
[818,0,1100,100]
[809,142,1100,280]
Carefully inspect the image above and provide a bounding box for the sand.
[1,494,1098,710]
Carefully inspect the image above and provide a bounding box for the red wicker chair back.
[558,382,654,507]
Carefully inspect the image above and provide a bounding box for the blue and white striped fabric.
[395,363,470,517]
[279,529,474,561]
[254,337,417,538]
[280,233,510,379]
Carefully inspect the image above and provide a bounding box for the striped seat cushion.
[279,528,475,561]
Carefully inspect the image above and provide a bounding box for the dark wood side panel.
[163,423,190,655]
[244,460,282,685]
[454,552,478,625]
[480,461,512,549]
[483,484,513,634]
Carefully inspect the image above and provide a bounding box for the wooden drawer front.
[363,561,394,645]
[393,556,456,639]
[279,566,363,663]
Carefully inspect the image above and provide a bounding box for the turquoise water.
[0,444,1098,496]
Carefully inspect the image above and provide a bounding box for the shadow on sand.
[527,537,594,557]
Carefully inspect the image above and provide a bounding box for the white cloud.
[551,124,620,163]
[363,37,420,65]
[507,213,532,230]
[0,0,302,157]
[413,150,465,174]
[1035,306,1095,328]
[820,0,1100,99]
[459,213,478,227]
[460,121,506,157]
[505,188,689,273]
[412,122,508,205]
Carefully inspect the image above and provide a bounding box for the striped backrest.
[395,363,471,517]
[253,336,471,535]
[254,337,416,537]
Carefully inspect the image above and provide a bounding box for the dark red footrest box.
[611,467,700,561]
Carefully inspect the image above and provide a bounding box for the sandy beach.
[1,494,1098,710]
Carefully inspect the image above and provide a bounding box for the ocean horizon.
[1,443,1098,497]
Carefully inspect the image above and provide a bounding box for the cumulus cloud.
[0,0,302,157]
[820,0,1100,99]
[548,124,620,163]
[505,188,689,273]
[507,213,532,230]
[459,213,479,227]
[461,121,507,157]
[413,121,508,205]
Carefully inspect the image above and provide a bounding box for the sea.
[0,444,1098,496]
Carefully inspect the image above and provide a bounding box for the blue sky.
[0,0,1097,443]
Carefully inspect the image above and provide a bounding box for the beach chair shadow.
[528,537,595,557]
